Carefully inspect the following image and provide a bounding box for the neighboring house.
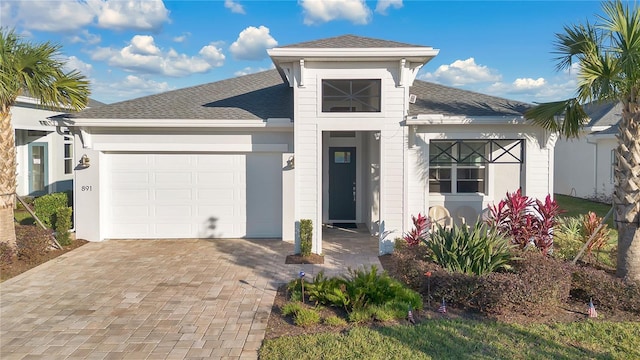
[554,101,621,201]
[57,35,556,254]
[12,96,103,197]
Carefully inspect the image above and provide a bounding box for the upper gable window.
[322,79,381,112]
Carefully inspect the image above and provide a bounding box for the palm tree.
[525,1,640,281]
[1,29,90,248]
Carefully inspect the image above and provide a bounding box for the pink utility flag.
[407,307,415,324]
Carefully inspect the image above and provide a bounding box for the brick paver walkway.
[0,228,380,359]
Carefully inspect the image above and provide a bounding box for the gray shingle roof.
[70,72,530,121]
[70,70,292,120]
[281,34,427,49]
[408,80,532,117]
[584,101,622,128]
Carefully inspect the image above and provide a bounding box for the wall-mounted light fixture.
[374,132,381,141]
[286,155,295,169]
[79,154,91,168]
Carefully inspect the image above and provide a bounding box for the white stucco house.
[554,101,620,201]
[13,96,103,197]
[56,35,556,254]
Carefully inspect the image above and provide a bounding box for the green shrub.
[347,309,372,323]
[281,302,304,317]
[323,315,347,327]
[293,308,321,327]
[15,225,51,263]
[34,192,68,229]
[426,222,514,276]
[300,219,313,256]
[306,271,350,309]
[344,265,422,312]
[55,207,73,246]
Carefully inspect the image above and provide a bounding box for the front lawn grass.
[260,320,639,360]
[555,194,612,223]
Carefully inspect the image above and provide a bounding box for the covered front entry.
[322,131,381,234]
[104,152,283,239]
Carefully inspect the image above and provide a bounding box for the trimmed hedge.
[55,207,73,246]
[300,219,313,256]
[34,192,68,229]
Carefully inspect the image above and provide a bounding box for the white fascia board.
[16,95,73,111]
[54,117,294,129]
[406,114,526,125]
[268,47,440,62]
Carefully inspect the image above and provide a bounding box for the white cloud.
[375,0,402,15]
[485,75,576,103]
[94,0,170,31]
[12,1,96,32]
[421,58,502,86]
[224,0,245,14]
[63,56,94,76]
[233,65,275,77]
[300,0,372,25]
[129,35,162,56]
[91,35,225,77]
[68,30,101,45]
[229,26,278,61]
[93,75,173,103]
[5,0,170,32]
[173,32,191,43]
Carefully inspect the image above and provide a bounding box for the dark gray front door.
[329,147,356,220]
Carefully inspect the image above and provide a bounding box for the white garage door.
[105,153,282,239]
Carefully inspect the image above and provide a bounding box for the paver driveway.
[0,239,293,359]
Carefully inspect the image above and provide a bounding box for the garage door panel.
[154,189,193,204]
[196,189,234,202]
[111,171,149,185]
[155,172,192,185]
[106,153,281,239]
[111,189,150,203]
[155,205,191,217]
[112,205,150,217]
[111,154,150,169]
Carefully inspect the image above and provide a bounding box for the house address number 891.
[81,186,93,191]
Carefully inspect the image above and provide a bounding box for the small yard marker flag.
[438,298,447,314]
[407,306,415,324]
[588,298,598,318]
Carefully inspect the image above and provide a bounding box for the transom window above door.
[322,79,381,112]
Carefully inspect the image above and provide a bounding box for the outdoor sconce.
[79,154,91,168]
[286,155,295,169]
[374,132,381,141]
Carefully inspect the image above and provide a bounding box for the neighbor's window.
[63,130,73,174]
[322,79,381,112]
[429,141,487,194]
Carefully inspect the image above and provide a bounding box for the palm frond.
[553,22,601,72]
[524,99,588,139]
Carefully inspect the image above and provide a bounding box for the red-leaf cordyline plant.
[403,213,430,246]
[486,189,563,255]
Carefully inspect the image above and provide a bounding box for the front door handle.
[352,184,356,202]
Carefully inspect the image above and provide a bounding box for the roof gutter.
[51,117,294,129]
[405,114,527,125]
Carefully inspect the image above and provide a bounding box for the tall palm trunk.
[0,109,17,248]
[614,102,640,281]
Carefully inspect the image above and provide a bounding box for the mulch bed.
[265,253,640,341]
[0,239,88,282]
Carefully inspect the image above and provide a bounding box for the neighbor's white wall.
[554,134,596,198]
[595,138,616,199]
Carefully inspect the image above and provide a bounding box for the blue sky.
[1,0,610,104]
